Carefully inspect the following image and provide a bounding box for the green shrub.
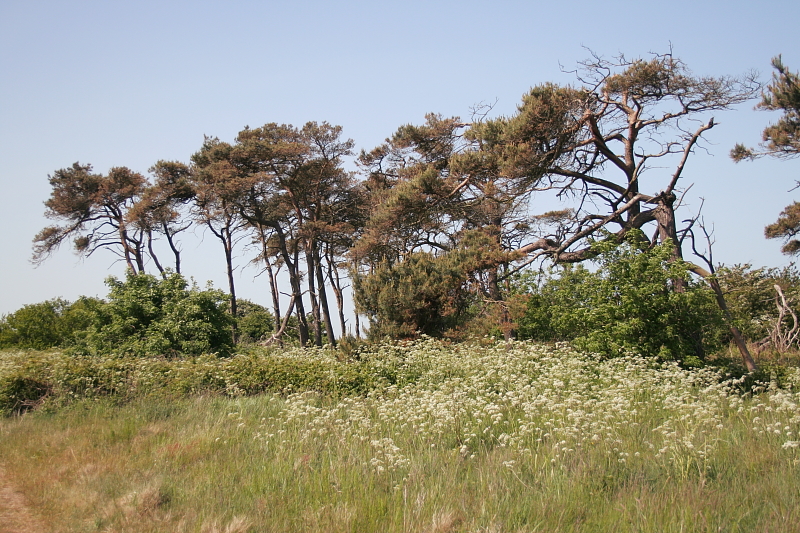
[234,300,275,344]
[517,235,725,361]
[0,299,71,349]
[354,251,478,339]
[72,271,234,357]
[715,264,800,344]
[59,297,110,346]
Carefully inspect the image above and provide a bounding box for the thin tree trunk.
[207,220,238,343]
[223,226,238,343]
[146,229,166,278]
[353,259,362,338]
[118,224,139,274]
[265,259,282,335]
[272,225,309,345]
[262,295,297,346]
[305,246,323,346]
[314,245,336,347]
[131,228,146,274]
[689,264,758,372]
[163,222,182,274]
[326,244,348,337]
[257,226,282,334]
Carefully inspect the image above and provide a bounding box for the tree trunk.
[256,226,282,336]
[117,224,139,274]
[207,220,238,343]
[223,225,238,344]
[272,225,309,345]
[262,295,297,346]
[305,246,323,346]
[146,229,166,278]
[326,244,348,336]
[487,217,513,341]
[653,192,686,292]
[689,264,758,372]
[314,245,336,347]
[163,223,182,274]
[653,195,756,371]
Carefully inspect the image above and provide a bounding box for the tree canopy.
[732,56,800,256]
[30,51,795,360]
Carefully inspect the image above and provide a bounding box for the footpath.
[0,466,46,533]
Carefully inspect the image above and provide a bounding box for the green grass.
[1,339,800,532]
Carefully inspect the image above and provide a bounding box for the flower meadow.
[1,339,800,532]
[255,339,800,482]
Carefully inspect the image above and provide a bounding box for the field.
[1,339,799,532]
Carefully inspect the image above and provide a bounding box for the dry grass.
[1,340,799,532]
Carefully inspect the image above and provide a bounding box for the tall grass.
[1,339,799,532]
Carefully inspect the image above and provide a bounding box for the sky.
[1,0,799,322]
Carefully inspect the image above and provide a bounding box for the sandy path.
[0,466,47,533]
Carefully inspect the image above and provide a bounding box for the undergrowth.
[1,339,799,532]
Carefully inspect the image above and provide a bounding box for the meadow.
[1,339,799,532]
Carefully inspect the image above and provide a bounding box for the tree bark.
[652,192,686,292]
[207,219,238,343]
[314,244,337,346]
[305,246,323,346]
[146,229,166,278]
[163,223,182,274]
[326,244,348,337]
[689,263,758,372]
[272,224,309,345]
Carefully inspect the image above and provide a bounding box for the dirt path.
[0,466,47,533]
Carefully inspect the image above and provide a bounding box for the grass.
[1,339,799,532]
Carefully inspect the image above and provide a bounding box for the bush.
[235,300,275,344]
[0,299,71,350]
[354,251,478,339]
[72,271,234,357]
[0,341,406,415]
[715,264,800,345]
[0,297,111,351]
[517,235,725,361]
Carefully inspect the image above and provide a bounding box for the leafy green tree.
[354,252,472,339]
[764,201,800,256]
[190,139,248,339]
[0,299,70,349]
[355,52,757,344]
[201,122,363,347]
[74,272,234,357]
[234,299,275,344]
[517,235,724,362]
[497,54,758,269]
[355,114,538,339]
[0,297,107,350]
[236,122,360,347]
[354,235,501,339]
[732,56,800,161]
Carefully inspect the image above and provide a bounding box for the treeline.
[32,123,360,348]
[4,245,800,366]
[8,51,799,364]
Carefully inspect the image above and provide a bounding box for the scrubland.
[1,339,799,532]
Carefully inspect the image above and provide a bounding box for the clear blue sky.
[1,0,799,318]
